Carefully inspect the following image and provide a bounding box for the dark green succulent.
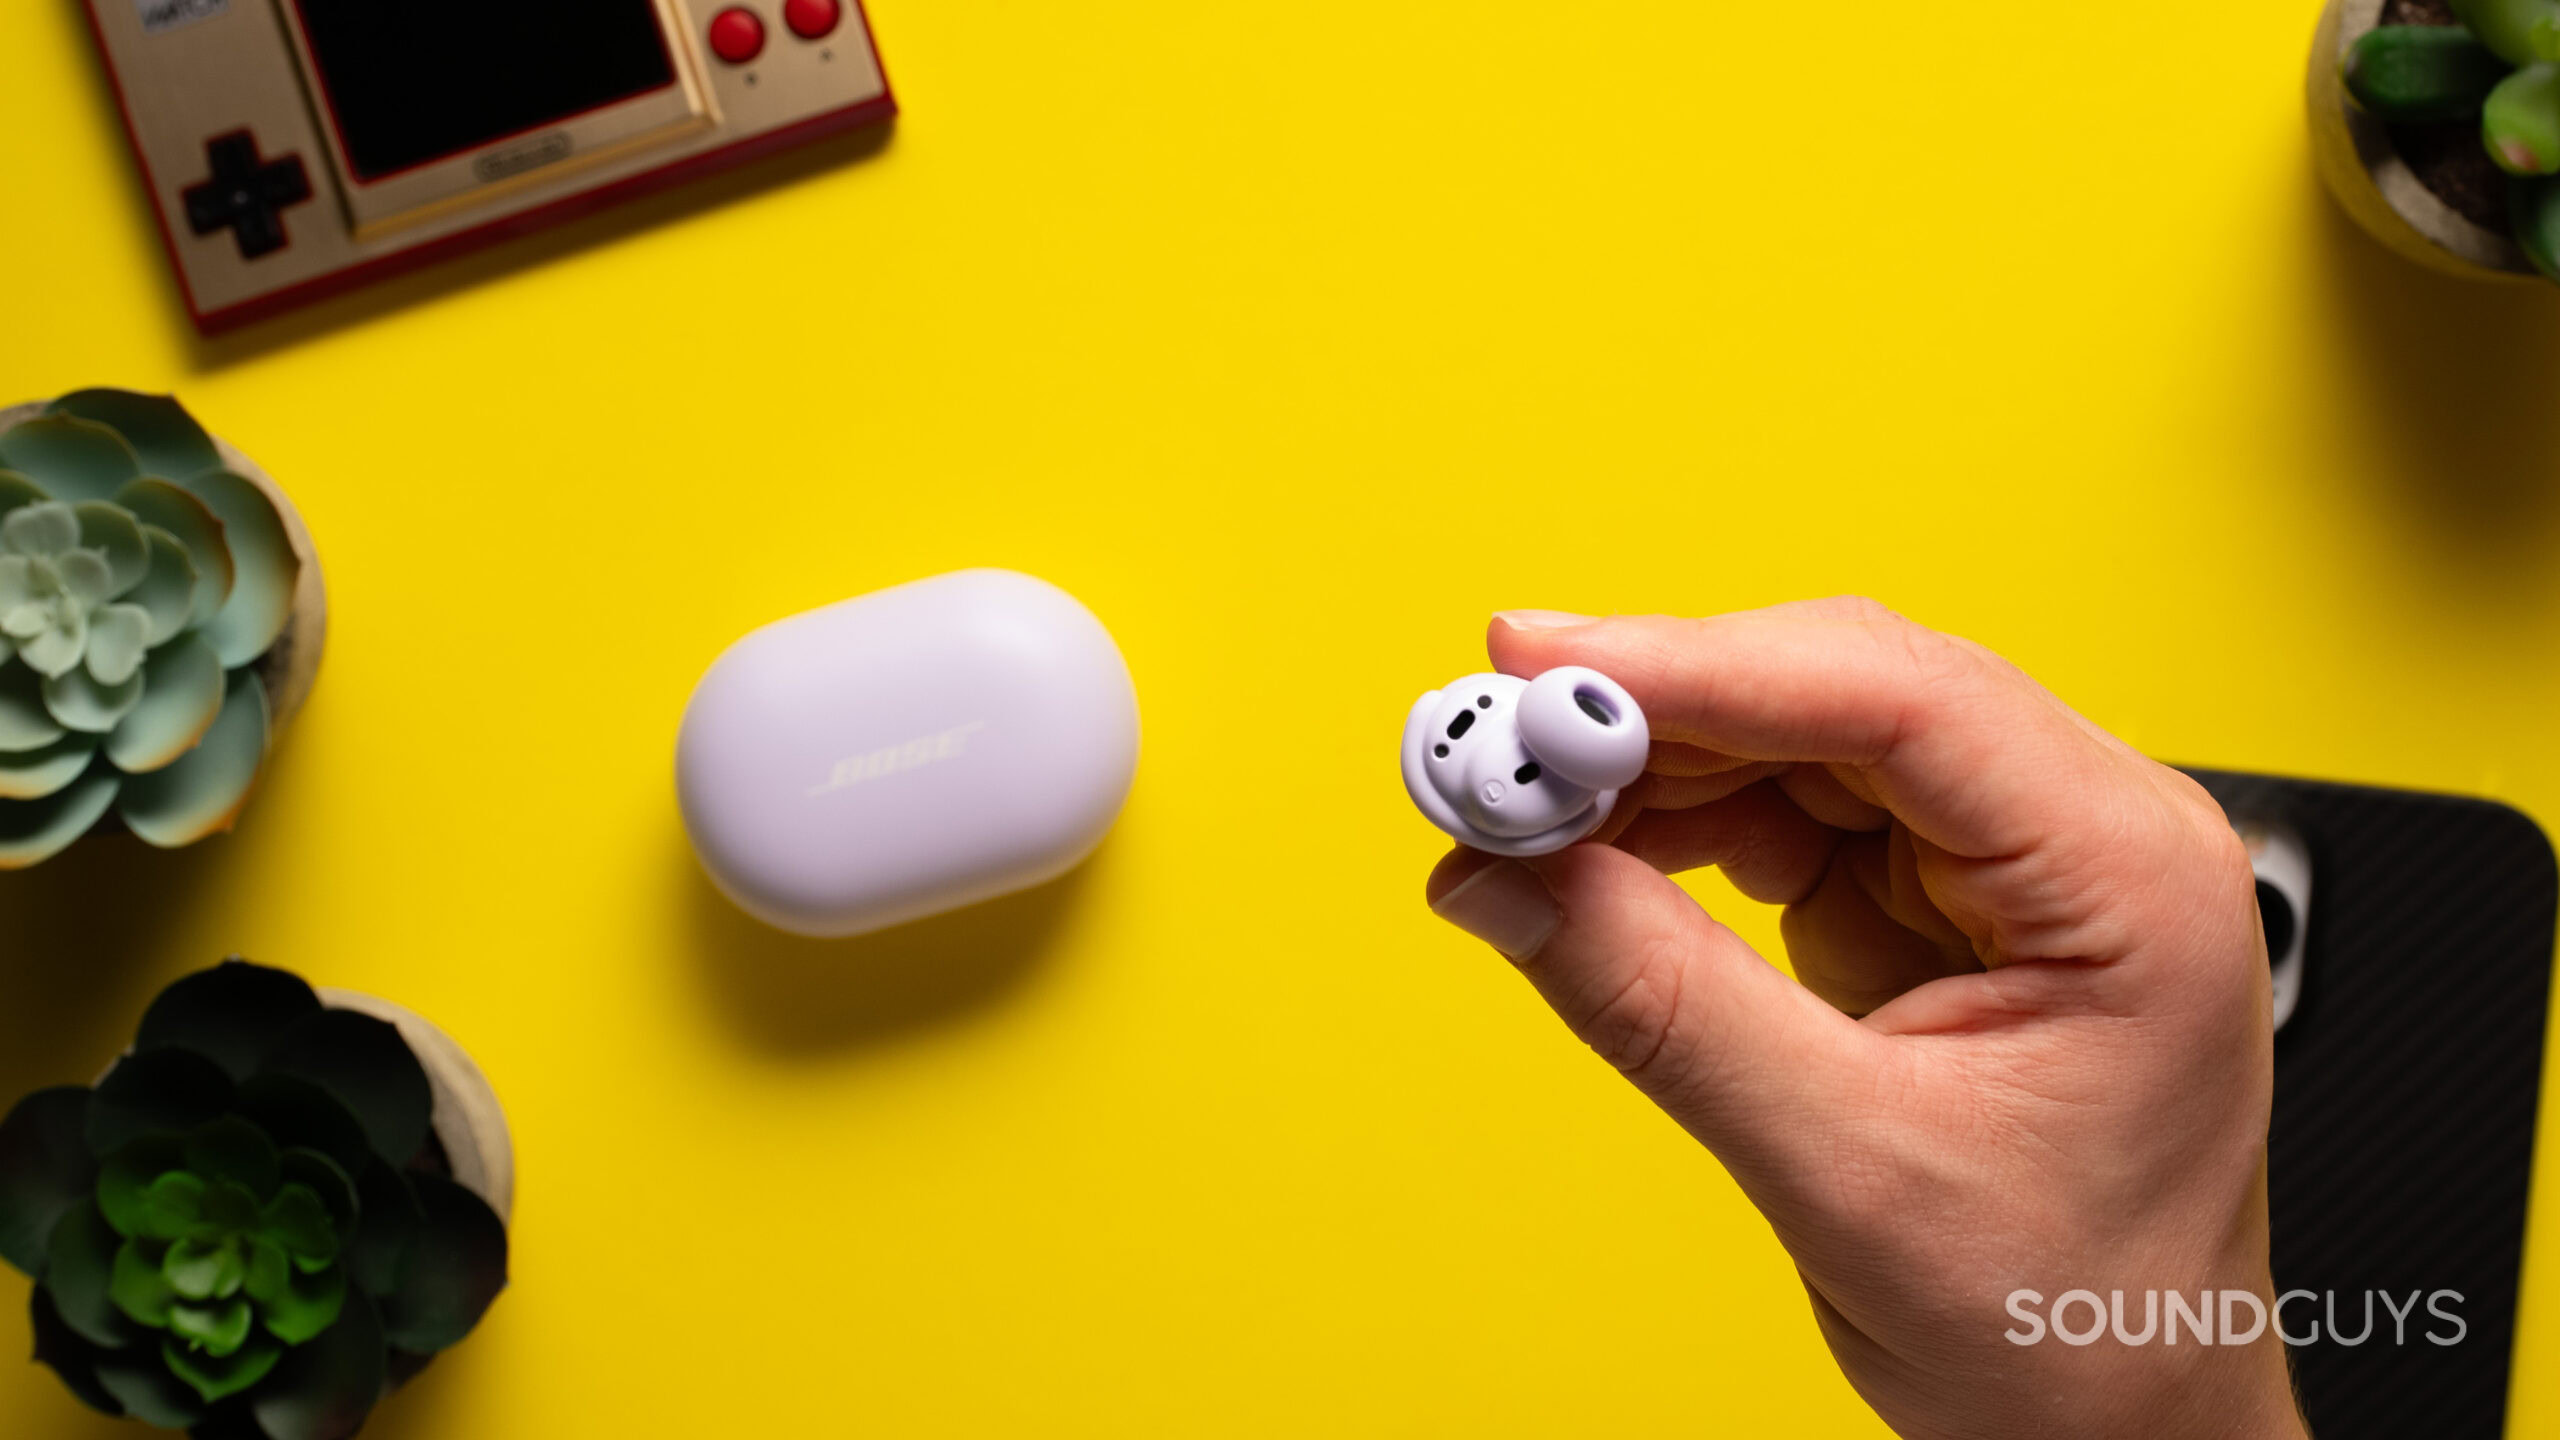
[0,390,307,869]
[0,962,507,1438]
[2339,0,2560,277]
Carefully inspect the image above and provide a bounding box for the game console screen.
[292,0,681,181]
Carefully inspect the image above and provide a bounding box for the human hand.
[1424,600,2306,1440]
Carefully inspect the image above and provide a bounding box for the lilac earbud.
[1400,666,1650,856]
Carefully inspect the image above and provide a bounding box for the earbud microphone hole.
[1401,666,1649,857]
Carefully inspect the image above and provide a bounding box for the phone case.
[2186,769,2557,1439]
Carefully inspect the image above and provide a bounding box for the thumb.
[1429,843,1873,1178]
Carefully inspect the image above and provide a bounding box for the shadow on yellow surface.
[0,692,331,1095]
[0,836,231,1438]
[2311,176,2560,579]
[8,1394,124,1440]
[0,832,236,1094]
[679,837,1094,1058]
[360,1328,485,1440]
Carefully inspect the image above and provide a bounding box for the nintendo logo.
[473,132,575,183]
[136,0,226,35]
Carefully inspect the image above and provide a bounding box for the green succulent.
[0,962,508,1438]
[89,1115,352,1407]
[2341,0,2560,279]
[0,390,304,869]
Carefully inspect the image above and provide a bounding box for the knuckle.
[2150,760,2226,822]
[1868,607,1977,690]
[2200,810,2255,885]
[1571,943,1691,1084]
[1866,617,1985,756]
[2153,768,2257,890]
[2110,767,2266,973]
[1825,593,1905,624]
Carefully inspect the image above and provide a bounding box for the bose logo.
[810,722,988,798]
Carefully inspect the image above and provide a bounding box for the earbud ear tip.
[1516,667,1648,791]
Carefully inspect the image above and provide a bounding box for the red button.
[783,0,841,39]
[708,7,765,63]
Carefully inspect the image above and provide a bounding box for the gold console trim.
[269,0,717,240]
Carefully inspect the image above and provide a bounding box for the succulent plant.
[2341,0,2560,278]
[0,962,508,1438]
[0,390,307,869]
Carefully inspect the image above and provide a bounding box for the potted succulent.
[2312,0,2560,280]
[0,961,510,1438]
[0,390,325,869]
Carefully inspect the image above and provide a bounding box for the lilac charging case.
[677,569,1139,937]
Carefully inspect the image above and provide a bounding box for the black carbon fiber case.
[2185,769,2557,1439]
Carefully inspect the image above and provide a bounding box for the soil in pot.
[2379,0,2514,231]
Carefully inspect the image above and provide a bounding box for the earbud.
[1400,666,1650,856]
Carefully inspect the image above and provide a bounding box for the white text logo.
[810,722,987,798]
[2003,1289,2466,1347]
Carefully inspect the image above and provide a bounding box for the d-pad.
[181,132,314,261]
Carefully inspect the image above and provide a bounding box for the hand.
[1424,600,2306,1440]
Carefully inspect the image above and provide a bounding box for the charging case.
[677,569,1139,937]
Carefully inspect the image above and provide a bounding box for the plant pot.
[2309,0,2538,281]
[315,990,515,1225]
[0,395,330,867]
[92,989,514,1226]
[0,401,327,736]
[7,962,511,1434]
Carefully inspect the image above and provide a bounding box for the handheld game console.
[81,0,895,332]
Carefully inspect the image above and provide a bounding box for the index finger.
[1487,600,2143,863]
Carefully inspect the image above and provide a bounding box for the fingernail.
[1494,609,1597,631]
[1431,860,1561,959]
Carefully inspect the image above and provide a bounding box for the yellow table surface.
[7,0,2560,1434]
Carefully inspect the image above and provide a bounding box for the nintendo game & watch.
[84,0,894,331]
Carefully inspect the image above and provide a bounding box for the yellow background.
[4,0,2558,1433]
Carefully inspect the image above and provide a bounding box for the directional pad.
[181,131,313,261]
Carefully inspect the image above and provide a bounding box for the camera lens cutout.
[2256,879,2296,965]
